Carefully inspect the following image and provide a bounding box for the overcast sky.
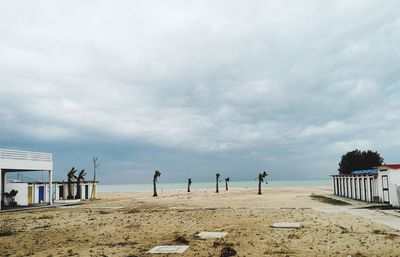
[1,1,400,184]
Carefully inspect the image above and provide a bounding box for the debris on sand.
[221,246,237,257]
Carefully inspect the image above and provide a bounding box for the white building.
[0,149,53,210]
[1,149,99,210]
[47,180,97,201]
[331,164,400,206]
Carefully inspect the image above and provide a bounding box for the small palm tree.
[153,170,161,197]
[67,167,77,199]
[225,177,230,191]
[187,178,192,192]
[216,173,221,193]
[257,171,268,195]
[75,169,86,199]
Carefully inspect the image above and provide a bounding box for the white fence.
[0,149,52,162]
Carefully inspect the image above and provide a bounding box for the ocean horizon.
[98,178,332,193]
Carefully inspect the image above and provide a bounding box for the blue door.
[39,186,45,203]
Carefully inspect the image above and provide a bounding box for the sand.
[1,186,400,257]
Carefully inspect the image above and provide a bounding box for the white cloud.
[1,0,400,181]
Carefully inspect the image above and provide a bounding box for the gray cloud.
[1,1,400,183]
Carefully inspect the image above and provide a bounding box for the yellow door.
[28,186,33,204]
[92,184,96,199]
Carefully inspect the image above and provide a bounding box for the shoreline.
[97,186,333,195]
[97,181,333,193]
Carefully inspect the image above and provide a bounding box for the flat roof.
[378,164,400,170]
[0,149,53,171]
[331,163,400,176]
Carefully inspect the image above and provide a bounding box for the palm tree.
[225,177,230,191]
[257,171,268,195]
[75,169,86,199]
[187,178,192,192]
[153,170,161,197]
[216,173,221,193]
[67,167,77,199]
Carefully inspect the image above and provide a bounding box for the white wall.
[5,182,28,206]
[375,170,400,206]
[32,183,50,204]
[388,171,400,206]
[54,182,96,200]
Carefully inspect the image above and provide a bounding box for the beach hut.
[52,180,97,200]
[0,149,53,211]
[28,180,98,202]
[331,164,400,206]
[26,181,54,204]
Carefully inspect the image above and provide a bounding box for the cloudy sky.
[1,1,400,184]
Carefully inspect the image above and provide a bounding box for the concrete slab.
[315,206,400,230]
[148,245,189,254]
[271,222,302,229]
[197,232,228,239]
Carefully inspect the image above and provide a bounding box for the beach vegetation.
[75,169,87,199]
[0,218,14,237]
[37,215,54,220]
[216,173,221,193]
[187,178,192,192]
[310,194,350,205]
[67,167,78,199]
[338,149,384,174]
[257,171,268,195]
[153,170,161,197]
[225,177,230,191]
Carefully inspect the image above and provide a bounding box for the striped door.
[382,175,389,203]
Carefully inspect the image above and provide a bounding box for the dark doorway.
[85,185,89,199]
[369,178,373,202]
[38,186,45,203]
[59,186,64,199]
[354,178,358,200]
[364,178,368,202]
[350,178,353,198]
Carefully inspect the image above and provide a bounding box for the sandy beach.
[1,186,400,257]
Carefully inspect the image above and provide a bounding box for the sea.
[98,179,332,193]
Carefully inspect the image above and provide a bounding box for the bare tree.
[91,156,99,199]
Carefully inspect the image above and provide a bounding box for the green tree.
[75,169,86,199]
[338,149,384,174]
[257,171,268,195]
[67,167,77,199]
